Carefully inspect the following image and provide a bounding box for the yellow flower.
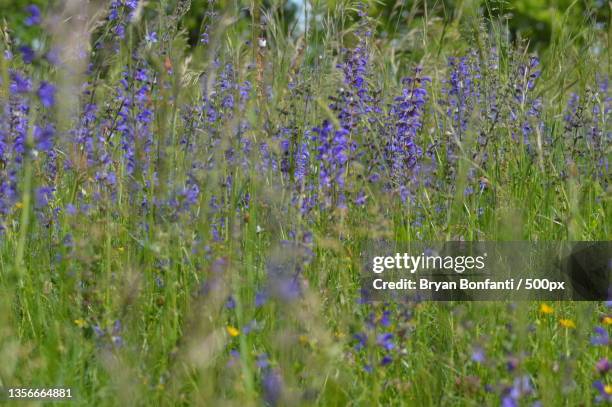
[603,316,612,325]
[605,384,612,395]
[74,318,87,328]
[226,326,239,337]
[559,319,576,329]
[539,303,554,314]
[14,202,23,209]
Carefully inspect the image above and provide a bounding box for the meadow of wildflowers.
[0,1,610,405]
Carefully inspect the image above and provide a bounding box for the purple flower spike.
[262,369,283,407]
[24,5,41,26]
[19,45,35,64]
[37,81,56,108]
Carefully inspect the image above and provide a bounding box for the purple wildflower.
[225,295,236,309]
[24,5,41,26]
[590,327,610,346]
[45,48,61,66]
[386,69,430,201]
[596,358,610,374]
[125,0,138,10]
[33,124,54,151]
[200,30,209,44]
[444,55,478,136]
[501,375,533,407]
[312,120,349,207]
[35,186,54,208]
[380,355,393,366]
[294,141,310,186]
[111,320,123,347]
[506,356,519,372]
[564,93,582,132]
[376,333,394,351]
[256,353,269,369]
[37,81,56,108]
[19,46,35,64]
[9,71,32,94]
[335,33,377,121]
[242,320,258,334]
[65,203,77,215]
[92,324,104,338]
[114,24,125,39]
[471,346,486,363]
[255,290,268,307]
[262,369,283,406]
[354,190,366,206]
[511,56,542,146]
[379,310,391,327]
[353,332,367,351]
[501,397,518,407]
[593,380,612,403]
[145,31,158,44]
[227,349,240,367]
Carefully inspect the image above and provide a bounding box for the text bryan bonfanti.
[371,252,516,292]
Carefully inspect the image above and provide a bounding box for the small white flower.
[256,225,264,233]
[258,38,267,48]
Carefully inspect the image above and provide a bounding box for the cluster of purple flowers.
[500,375,535,407]
[335,34,379,128]
[351,301,415,373]
[108,0,139,39]
[0,65,60,223]
[443,53,481,138]
[386,69,430,202]
[1,4,607,246]
[312,121,350,209]
[510,56,543,147]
